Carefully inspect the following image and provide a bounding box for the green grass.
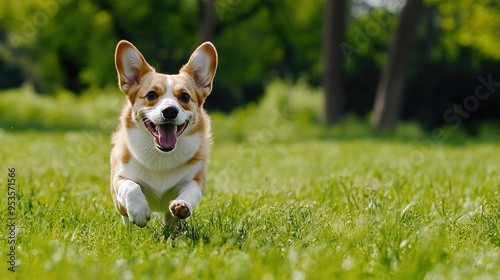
[1,85,500,279]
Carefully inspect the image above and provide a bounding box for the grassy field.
[1,85,500,279]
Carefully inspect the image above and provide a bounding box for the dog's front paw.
[127,194,151,228]
[170,200,191,219]
[128,202,150,227]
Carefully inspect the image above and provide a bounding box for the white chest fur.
[118,128,203,212]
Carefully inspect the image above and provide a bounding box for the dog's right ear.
[115,40,154,93]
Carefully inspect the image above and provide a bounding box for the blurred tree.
[322,0,346,124]
[341,7,396,118]
[372,0,424,132]
[198,0,217,43]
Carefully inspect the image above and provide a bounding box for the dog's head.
[115,40,217,152]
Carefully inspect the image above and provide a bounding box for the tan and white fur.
[110,40,217,228]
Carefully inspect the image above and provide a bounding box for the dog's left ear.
[181,42,218,98]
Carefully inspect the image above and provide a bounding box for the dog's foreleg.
[115,179,151,228]
[168,180,203,220]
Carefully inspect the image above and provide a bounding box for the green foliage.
[428,0,500,60]
[1,0,500,128]
[0,85,122,131]
[0,0,119,91]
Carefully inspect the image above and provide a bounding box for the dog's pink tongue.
[157,123,177,149]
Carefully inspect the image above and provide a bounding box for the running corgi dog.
[110,40,217,227]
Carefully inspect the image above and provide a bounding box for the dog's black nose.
[162,106,179,120]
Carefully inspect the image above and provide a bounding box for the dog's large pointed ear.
[181,42,218,98]
[115,40,154,93]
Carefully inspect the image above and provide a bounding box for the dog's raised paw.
[170,200,191,219]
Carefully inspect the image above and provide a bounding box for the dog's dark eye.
[145,91,158,100]
[180,92,190,103]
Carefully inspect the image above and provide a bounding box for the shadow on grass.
[149,220,211,247]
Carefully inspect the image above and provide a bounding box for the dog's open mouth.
[143,117,188,152]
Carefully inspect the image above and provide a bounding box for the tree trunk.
[373,0,424,132]
[198,0,217,44]
[323,0,346,124]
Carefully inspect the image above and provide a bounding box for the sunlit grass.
[1,85,500,279]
